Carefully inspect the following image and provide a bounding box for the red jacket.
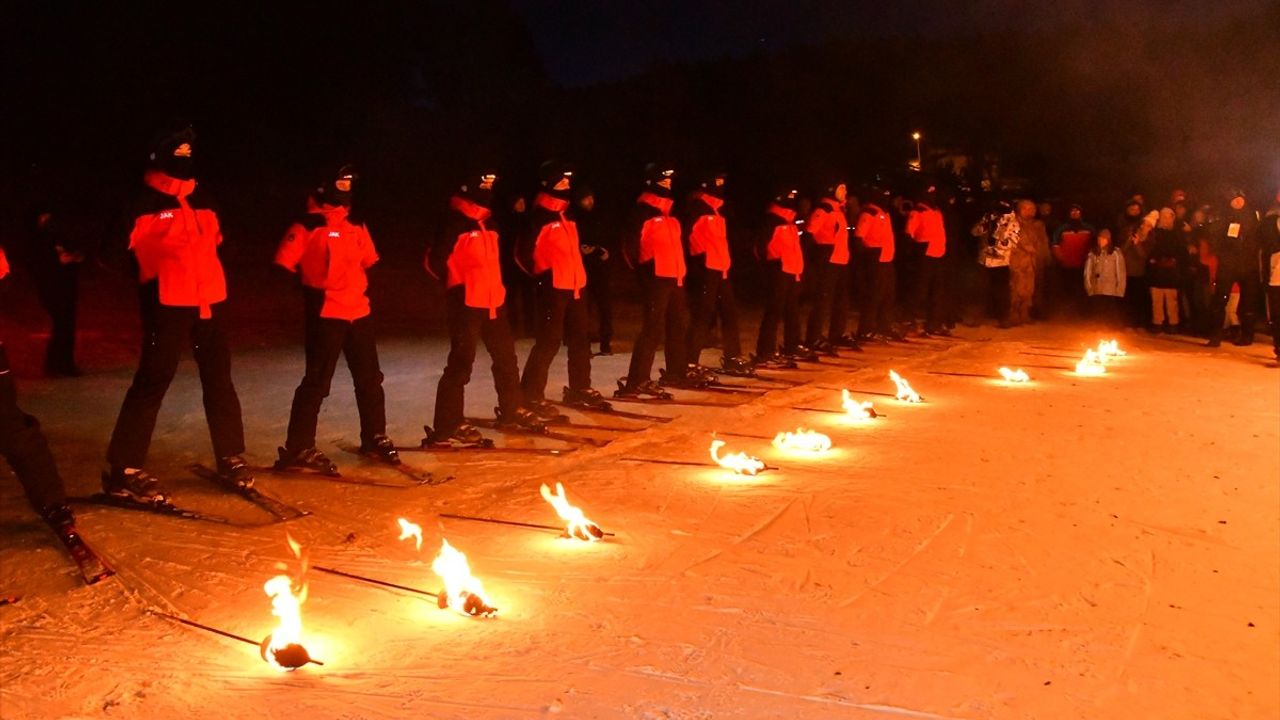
[855,203,896,263]
[688,191,731,278]
[765,204,804,279]
[636,192,686,285]
[530,193,587,297]
[906,204,946,258]
[130,170,228,318]
[275,198,379,320]
[425,196,506,319]
[807,198,850,265]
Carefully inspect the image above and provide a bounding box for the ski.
[465,417,611,447]
[610,395,745,408]
[68,493,237,525]
[620,456,779,472]
[57,531,115,585]
[686,383,766,396]
[545,418,646,433]
[249,464,420,490]
[550,400,673,423]
[398,440,578,456]
[188,464,312,521]
[333,446,447,486]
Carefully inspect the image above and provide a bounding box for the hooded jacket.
[855,203,895,263]
[807,197,850,265]
[524,192,587,297]
[425,195,506,318]
[762,203,803,279]
[275,197,379,320]
[906,203,946,258]
[626,192,686,284]
[1084,246,1127,297]
[129,169,228,318]
[687,191,731,278]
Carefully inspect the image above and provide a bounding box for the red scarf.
[638,192,673,215]
[450,195,493,228]
[693,191,724,213]
[534,192,569,213]
[768,204,797,223]
[144,169,196,199]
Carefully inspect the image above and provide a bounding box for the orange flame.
[889,370,922,402]
[397,517,423,551]
[432,539,497,617]
[540,482,604,541]
[1096,339,1126,361]
[709,439,766,476]
[1075,349,1107,376]
[998,367,1030,382]
[263,534,309,670]
[771,428,832,454]
[841,389,877,419]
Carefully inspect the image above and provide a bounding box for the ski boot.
[215,454,257,489]
[102,467,165,502]
[359,434,402,465]
[831,334,864,351]
[562,386,612,411]
[423,424,489,448]
[752,352,798,370]
[614,377,673,400]
[719,355,757,378]
[496,406,547,433]
[658,368,711,389]
[685,364,719,383]
[274,446,339,475]
[809,338,840,357]
[785,345,820,362]
[41,503,113,584]
[42,503,78,543]
[525,398,566,423]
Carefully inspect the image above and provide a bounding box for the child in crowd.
[1084,228,1126,327]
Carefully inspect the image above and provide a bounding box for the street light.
[911,131,923,170]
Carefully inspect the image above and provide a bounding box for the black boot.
[359,434,401,465]
[102,467,165,502]
[614,377,673,400]
[562,386,612,410]
[275,446,338,475]
[496,406,547,433]
[215,454,256,489]
[524,398,566,422]
[423,423,487,448]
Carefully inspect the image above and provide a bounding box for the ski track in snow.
[1,324,1278,718]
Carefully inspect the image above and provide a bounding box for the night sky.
[509,0,1278,86]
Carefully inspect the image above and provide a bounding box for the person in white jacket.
[1084,228,1127,327]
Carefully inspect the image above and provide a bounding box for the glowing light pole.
[911,131,923,170]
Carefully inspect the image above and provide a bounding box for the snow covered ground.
[1,321,1277,719]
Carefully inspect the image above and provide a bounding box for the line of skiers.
[1,126,955,556]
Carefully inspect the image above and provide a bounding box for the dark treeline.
[4,0,1278,260]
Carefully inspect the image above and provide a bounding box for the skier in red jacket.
[755,188,813,366]
[273,165,400,473]
[518,161,611,415]
[803,179,858,354]
[424,171,545,446]
[104,126,252,500]
[685,171,753,377]
[617,163,701,398]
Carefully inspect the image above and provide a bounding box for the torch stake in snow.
[154,611,324,668]
[439,513,614,539]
